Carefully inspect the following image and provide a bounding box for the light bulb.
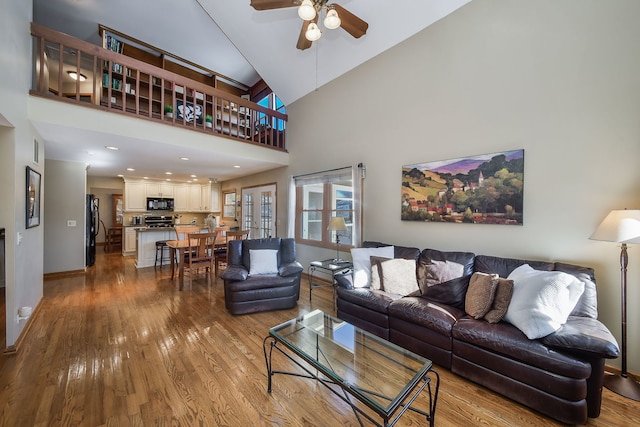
[298,0,316,21]
[305,22,322,41]
[324,9,341,30]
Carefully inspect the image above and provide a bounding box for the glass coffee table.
[263,310,439,427]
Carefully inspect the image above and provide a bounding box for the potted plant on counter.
[164,105,173,118]
[205,114,213,128]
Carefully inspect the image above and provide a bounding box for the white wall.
[43,160,87,274]
[265,0,640,372]
[0,0,43,347]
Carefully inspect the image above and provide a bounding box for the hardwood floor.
[0,252,638,426]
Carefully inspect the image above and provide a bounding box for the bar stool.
[155,240,170,268]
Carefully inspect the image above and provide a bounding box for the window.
[257,93,286,131]
[291,166,363,250]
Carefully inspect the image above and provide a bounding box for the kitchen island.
[135,227,178,268]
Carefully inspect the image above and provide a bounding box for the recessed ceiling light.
[166,178,171,181]
[180,157,189,161]
[143,177,149,179]
[190,174,197,178]
[193,178,198,181]
[234,165,241,168]
[165,172,172,175]
[117,174,124,177]
[127,168,135,171]
[106,146,119,150]
[67,71,87,81]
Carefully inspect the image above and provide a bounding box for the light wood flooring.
[0,251,638,426]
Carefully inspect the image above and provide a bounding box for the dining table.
[166,234,227,290]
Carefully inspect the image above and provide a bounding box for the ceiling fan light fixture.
[298,0,316,21]
[324,8,341,30]
[305,22,322,41]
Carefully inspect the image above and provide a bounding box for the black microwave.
[147,197,174,211]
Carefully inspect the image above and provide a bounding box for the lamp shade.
[324,8,341,29]
[305,22,322,41]
[589,209,640,243]
[298,0,316,21]
[327,216,347,232]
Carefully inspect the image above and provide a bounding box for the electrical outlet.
[67,220,77,227]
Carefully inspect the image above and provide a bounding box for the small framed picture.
[26,166,41,228]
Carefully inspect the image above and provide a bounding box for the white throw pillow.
[350,246,395,288]
[504,264,585,339]
[379,258,418,296]
[249,249,279,275]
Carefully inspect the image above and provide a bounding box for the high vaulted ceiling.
[32,0,471,181]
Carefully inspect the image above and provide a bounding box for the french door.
[241,184,276,239]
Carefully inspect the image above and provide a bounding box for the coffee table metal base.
[263,336,439,427]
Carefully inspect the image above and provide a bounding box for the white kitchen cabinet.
[123,226,137,254]
[173,184,189,212]
[146,182,174,198]
[124,181,146,212]
[188,185,202,211]
[200,183,212,212]
[210,183,220,212]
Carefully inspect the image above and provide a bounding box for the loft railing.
[30,23,287,150]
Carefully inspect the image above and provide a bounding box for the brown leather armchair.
[221,237,303,315]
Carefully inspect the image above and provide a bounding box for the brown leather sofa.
[336,242,619,425]
[221,237,303,315]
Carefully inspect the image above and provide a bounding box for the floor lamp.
[327,216,347,262]
[590,209,640,401]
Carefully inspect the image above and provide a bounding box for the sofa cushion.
[554,262,598,319]
[389,297,465,337]
[542,316,620,358]
[377,258,419,296]
[248,249,279,275]
[336,287,398,314]
[416,249,475,309]
[351,246,395,288]
[505,264,585,339]
[465,272,499,319]
[452,317,592,378]
[370,256,392,290]
[475,255,554,278]
[484,277,514,323]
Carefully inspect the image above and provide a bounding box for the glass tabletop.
[269,309,432,416]
[310,259,353,270]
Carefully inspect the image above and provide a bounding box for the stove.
[145,215,174,228]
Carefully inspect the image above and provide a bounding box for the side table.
[308,259,353,306]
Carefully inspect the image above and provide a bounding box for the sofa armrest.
[335,270,357,290]
[541,316,620,359]
[220,265,249,281]
[279,261,303,277]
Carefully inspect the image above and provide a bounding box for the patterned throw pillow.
[378,258,418,296]
[484,278,514,323]
[465,272,499,319]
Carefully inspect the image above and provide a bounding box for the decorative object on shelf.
[164,105,173,118]
[205,114,213,128]
[250,0,368,50]
[176,99,202,124]
[26,166,41,228]
[327,216,347,262]
[590,208,640,401]
[402,149,524,225]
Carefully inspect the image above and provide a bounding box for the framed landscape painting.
[401,149,524,225]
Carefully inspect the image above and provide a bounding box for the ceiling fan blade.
[250,0,298,11]
[296,18,315,50]
[333,4,368,39]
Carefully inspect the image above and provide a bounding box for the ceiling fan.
[250,0,369,50]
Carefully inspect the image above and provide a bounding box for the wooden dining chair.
[184,231,218,287]
[214,229,250,276]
